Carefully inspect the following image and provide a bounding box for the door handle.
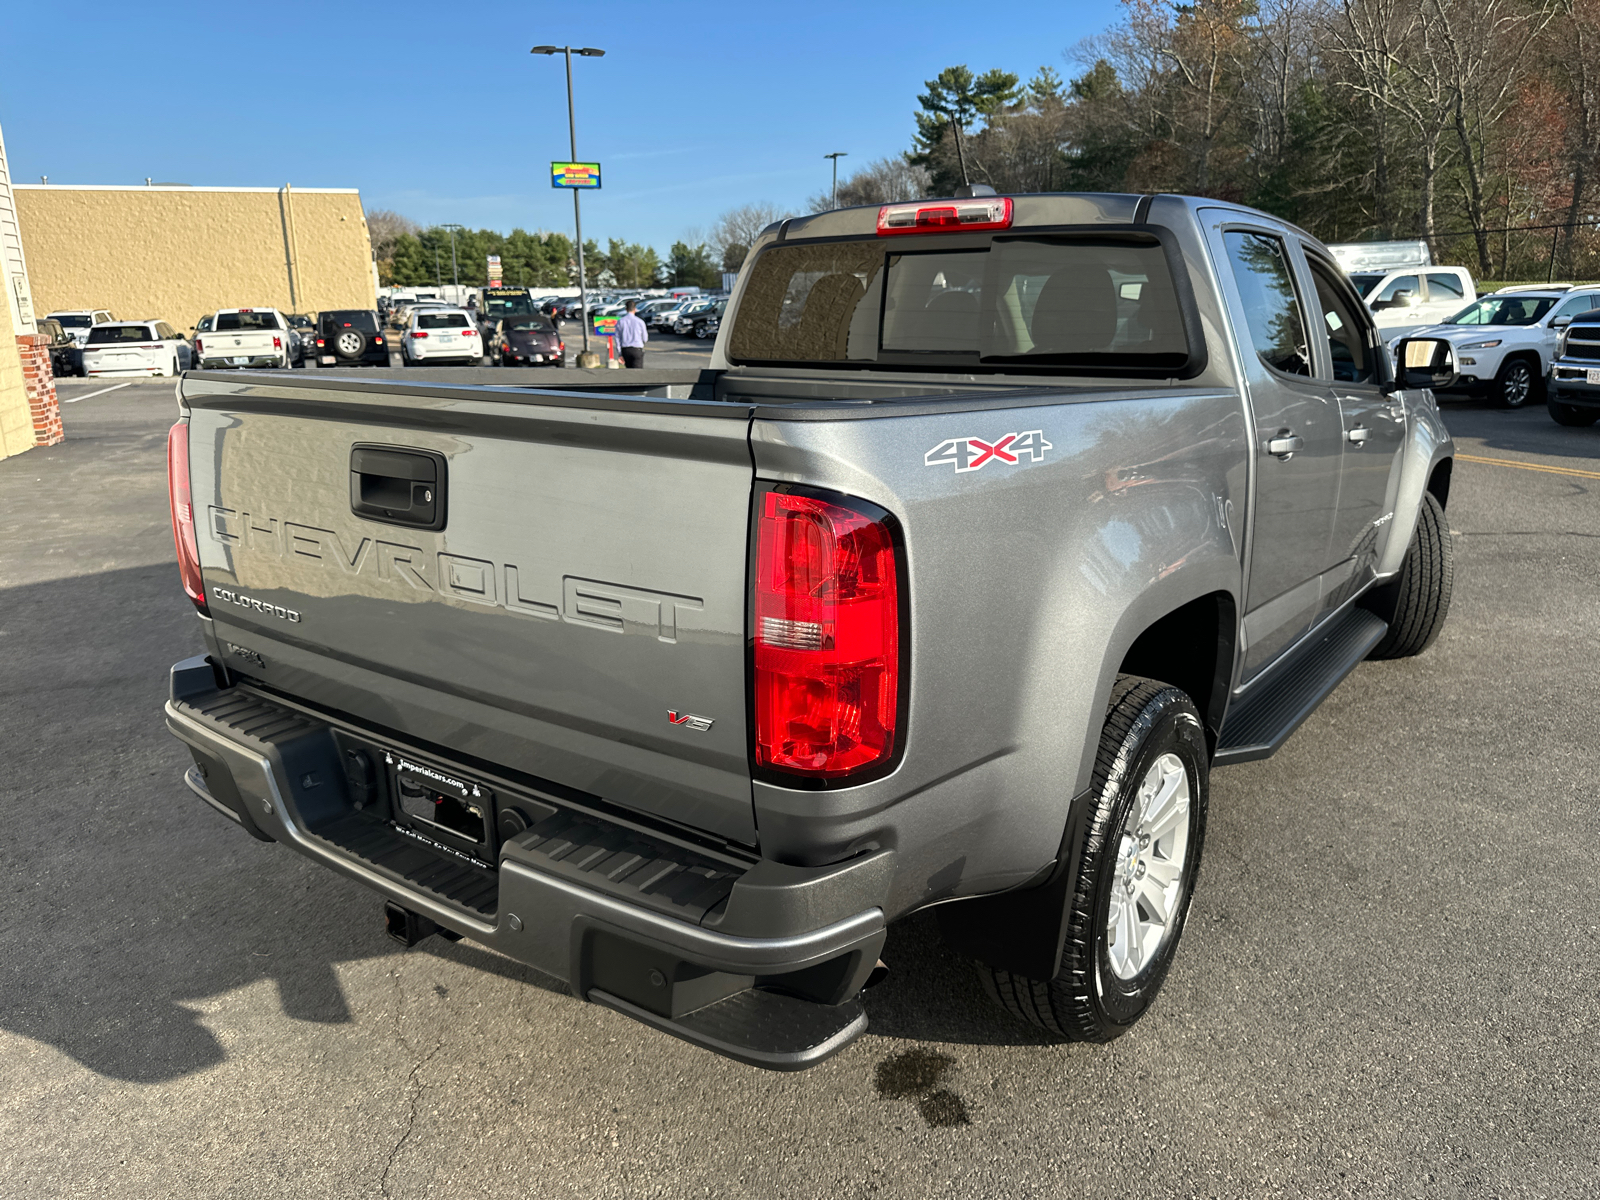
[1346,426,1371,444]
[350,445,448,531]
[1265,433,1304,458]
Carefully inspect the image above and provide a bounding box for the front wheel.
[1493,357,1539,409]
[1549,396,1600,427]
[977,676,1208,1041]
[1366,491,1453,659]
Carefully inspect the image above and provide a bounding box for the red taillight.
[272,336,282,349]
[501,342,510,352]
[316,337,325,347]
[194,338,204,354]
[877,196,1012,236]
[411,330,428,338]
[463,328,477,337]
[166,421,208,615]
[754,489,902,780]
[374,336,383,345]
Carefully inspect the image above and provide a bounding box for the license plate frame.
[389,755,496,861]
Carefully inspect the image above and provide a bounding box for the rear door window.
[1220,230,1311,377]
[1425,272,1465,302]
[322,311,379,334]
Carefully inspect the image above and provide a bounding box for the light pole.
[531,43,605,367]
[824,151,848,209]
[441,223,463,292]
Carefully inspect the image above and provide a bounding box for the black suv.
[315,310,388,367]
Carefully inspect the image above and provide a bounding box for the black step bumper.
[164,656,891,1070]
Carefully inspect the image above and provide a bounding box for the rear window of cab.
[215,311,282,332]
[729,230,1200,377]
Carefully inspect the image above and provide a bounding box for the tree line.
[369,210,730,291]
[888,0,1600,281]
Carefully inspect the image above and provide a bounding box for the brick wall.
[17,334,61,446]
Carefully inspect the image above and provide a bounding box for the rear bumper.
[163,655,889,1069]
[197,355,285,369]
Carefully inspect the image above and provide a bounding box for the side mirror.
[1388,337,1457,392]
[1552,313,1573,328]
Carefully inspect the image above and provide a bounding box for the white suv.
[402,307,482,366]
[81,320,192,377]
[1394,287,1600,408]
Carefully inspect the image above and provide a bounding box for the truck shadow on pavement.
[0,562,576,1084]
[0,561,1048,1085]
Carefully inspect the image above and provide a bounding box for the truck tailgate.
[184,375,758,844]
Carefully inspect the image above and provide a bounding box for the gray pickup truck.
[163,192,1458,1070]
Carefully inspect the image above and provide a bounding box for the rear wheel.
[976,676,1208,1041]
[1493,357,1539,408]
[1549,396,1600,427]
[1366,491,1453,659]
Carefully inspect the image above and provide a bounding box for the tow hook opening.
[384,902,461,947]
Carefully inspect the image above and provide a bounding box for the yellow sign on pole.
[551,162,601,189]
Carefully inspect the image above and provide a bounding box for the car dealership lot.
[3,381,1598,1198]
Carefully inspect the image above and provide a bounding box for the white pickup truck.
[193,308,293,370]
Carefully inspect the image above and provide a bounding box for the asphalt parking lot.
[2,379,1598,1198]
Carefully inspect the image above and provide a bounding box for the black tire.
[1548,396,1600,427]
[977,676,1208,1041]
[1366,491,1453,659]
[1492,356,1539,408]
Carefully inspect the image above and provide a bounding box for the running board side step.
[1215,608,1388,765]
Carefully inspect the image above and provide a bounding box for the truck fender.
[1373,394,1453,579]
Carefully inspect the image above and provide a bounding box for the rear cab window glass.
[54,314,92,328]
[215,311,282,332]
[1221,230,1311,377]
[729,231,1196,375]
[418,312,471,330]
[87,325,156,344]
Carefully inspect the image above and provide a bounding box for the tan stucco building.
[14,184,376,332]
[1,122,62,460]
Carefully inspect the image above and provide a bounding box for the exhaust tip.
[864,959,890,991]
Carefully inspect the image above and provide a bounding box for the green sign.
[552,162,601,188]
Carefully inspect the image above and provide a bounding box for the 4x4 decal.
[924,429,1052,473]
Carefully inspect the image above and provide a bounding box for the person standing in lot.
[617,300,648,369]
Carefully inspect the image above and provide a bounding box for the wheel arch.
[1115,590,1236,755]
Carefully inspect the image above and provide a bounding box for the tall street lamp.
[441,223,464,291]
[531,43,605,367]
[824,151,848,209]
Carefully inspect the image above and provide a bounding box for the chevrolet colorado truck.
[163,192,1458,1070]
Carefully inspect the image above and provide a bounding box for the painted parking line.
[61,382,134,404]
[1457,452,1600,481]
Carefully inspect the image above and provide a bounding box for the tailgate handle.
[350,445,448,531]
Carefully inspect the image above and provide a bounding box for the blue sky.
[1,0,1125,252]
